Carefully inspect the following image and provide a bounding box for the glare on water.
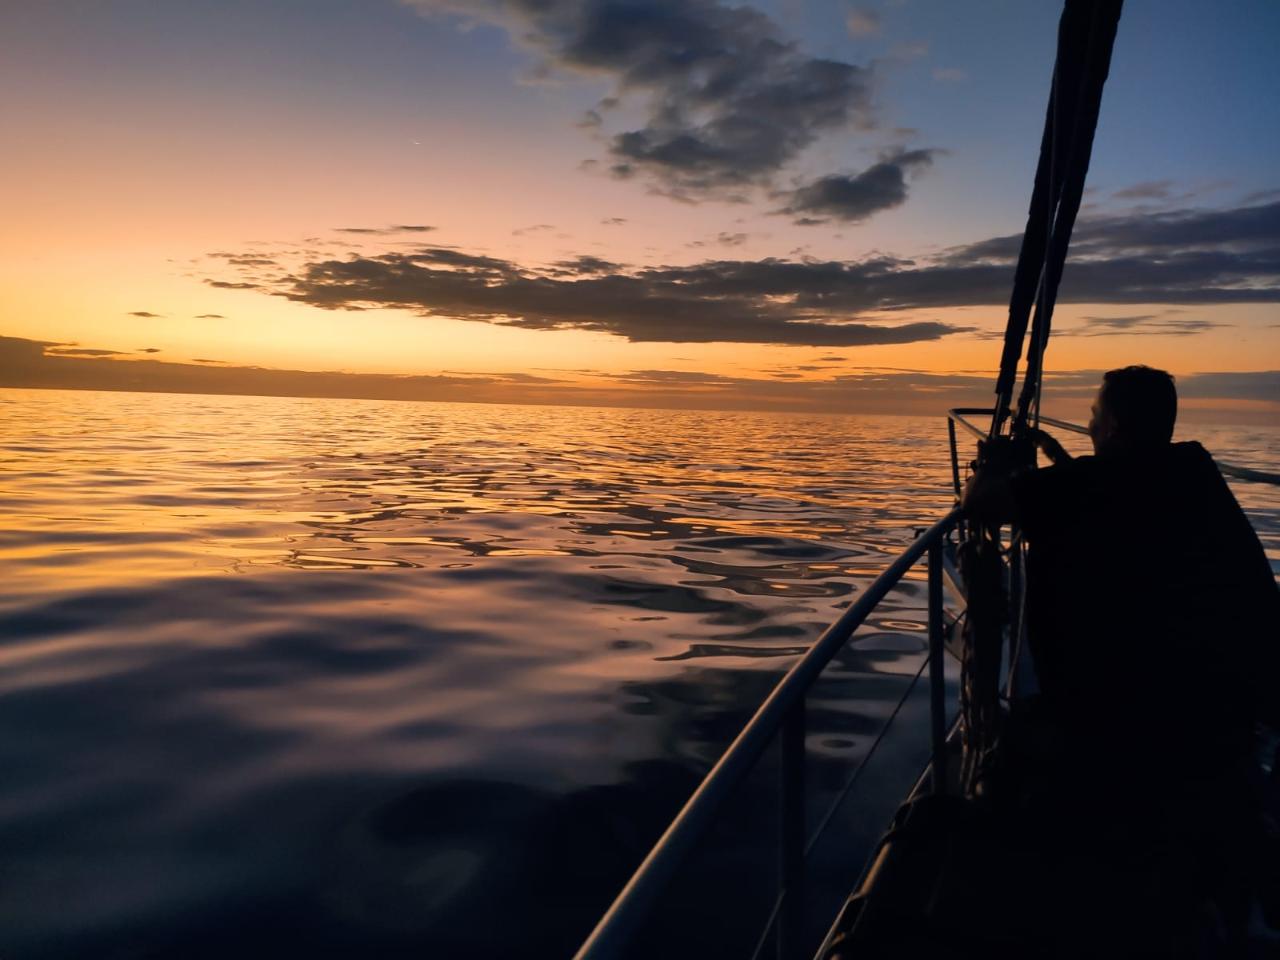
[1,388,1275,958]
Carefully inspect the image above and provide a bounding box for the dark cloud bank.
[2,336,1275,421]
[231,198,1280,347]
[13,197,1274,419]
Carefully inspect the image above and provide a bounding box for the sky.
[1,0,1277,420]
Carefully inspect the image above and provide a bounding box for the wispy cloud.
[687,231,749,248]
[1109,179,1231,204]
[549,255,624,275]
[334,224,436,235]
[219,256,277,267]
[442,369,568,384]
[1057,313,1228,337]
[845,8,881,37]
[887,40,929,61]
[46,347,127,357]
[1112,179,1175,200]
[128,310,163,318]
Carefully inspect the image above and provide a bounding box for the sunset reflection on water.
[1,388,1276,958]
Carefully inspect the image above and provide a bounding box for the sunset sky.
[2,0,1277,418]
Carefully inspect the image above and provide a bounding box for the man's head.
[1089,365,1177,455]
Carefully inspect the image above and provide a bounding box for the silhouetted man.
[964,365,1279,950]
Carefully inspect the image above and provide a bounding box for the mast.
[990,0,1124,439]
[963,0,1124,797]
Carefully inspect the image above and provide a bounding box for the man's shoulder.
[1160,441,1229,491]
[1169,440,1216,469]
[1015,454,1096,493]
[1009,455,1096,533]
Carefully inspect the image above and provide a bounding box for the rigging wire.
[989,0,1123,440]
[1016,2,1123,433]
[961,0,1124,799]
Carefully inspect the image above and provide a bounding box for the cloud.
[216,197,1280,346]
[195,314,225,319]
[601,217,628,226]
[46,347,127,357]
[220,256,277,267]
[3,335,1276,420]
[1113,179,1174,200]
[604,369,746,386]
[777,149,937,223]
[1057,314,1228,337]
[276,246,970,346]
[1077,314,1157,328]
[206,281,261,290]
[551,255,623,274]
[846,8,880,37]
[888,40,929,61]
[128,311,163,318]
[139,348,162,353]
[407,0,873,198]
[931,198,1280,305]
[513,223,555,236]
[1108,179,1234,205]
[1177,370,1280,402]
[334,225,436,235]
[688,231,749,248]
[443,370,568,383]
[0,336,576,406]
[1244,188,1280,205]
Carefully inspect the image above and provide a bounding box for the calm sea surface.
[2,388,1277,958]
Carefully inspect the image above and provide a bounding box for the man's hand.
[1028,428,1072,466]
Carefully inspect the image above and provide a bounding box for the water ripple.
[1,388,1276,958]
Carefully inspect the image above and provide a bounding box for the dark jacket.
[1012,441,1279,770]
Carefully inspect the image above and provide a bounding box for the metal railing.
[573,508,961,960]
[576,408,1275,960]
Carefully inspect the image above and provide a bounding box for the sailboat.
[572,1,1280,957]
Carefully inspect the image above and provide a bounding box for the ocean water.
[2,388,1276,958]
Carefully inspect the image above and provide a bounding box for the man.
[966,365,1276,740]
[964,365,1279,950]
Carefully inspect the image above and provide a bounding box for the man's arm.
[1028,428,1072,466]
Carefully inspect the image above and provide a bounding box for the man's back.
[1013,440,1278,769]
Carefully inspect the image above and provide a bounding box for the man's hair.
[1100,365,1177,444]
